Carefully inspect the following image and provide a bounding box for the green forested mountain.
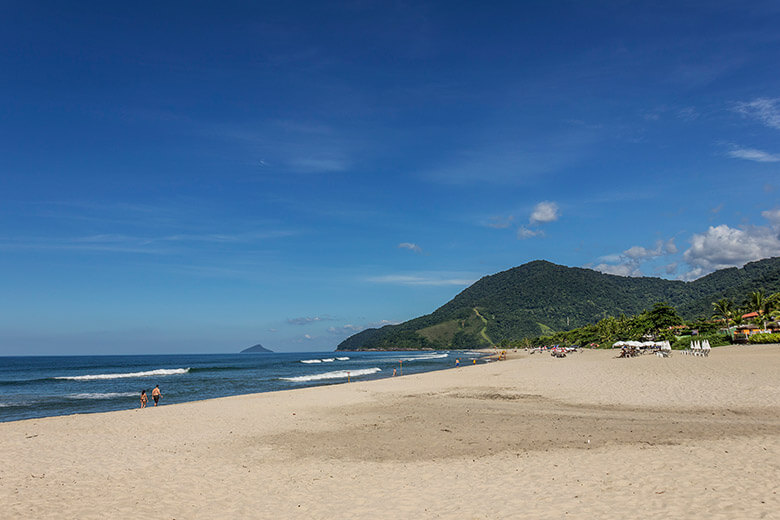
[336,257,780,350]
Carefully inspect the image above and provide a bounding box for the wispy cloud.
[327,324,362,335]
[517,226,543,239]
[367,319,398,328]
[726,146,780,162]
[287,156,351,173]
[420,130,598,186]
[0,235,171,255]
[589,239,677,277]
[734,97,780,129]
[287,316,334,325]
[398,242,423,254]
[485,215,515,229]
[205,118,359,175]
[366,273,475,286]
[0,228,295,254]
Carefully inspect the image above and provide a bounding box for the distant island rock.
[240,344,273,353]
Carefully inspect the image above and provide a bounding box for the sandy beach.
[2,344,779,519]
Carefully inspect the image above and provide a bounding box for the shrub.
[671,333,732,350]
[747,333,780,344]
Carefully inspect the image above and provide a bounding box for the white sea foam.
[321,358,335,362]
[66,392,138,400]
[336,357,349,361]
[400,353,449,361]
[300,359,322,364]
[282,367,381,383]
[55,368,190,381]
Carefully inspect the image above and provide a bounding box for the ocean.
[0,350,485,423]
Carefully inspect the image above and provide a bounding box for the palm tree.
[745,290,768,329]
[762,292,780,327]
[711,298,733,329]
[747,290,766,313]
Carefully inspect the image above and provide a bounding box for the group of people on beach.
[139,385,162,408]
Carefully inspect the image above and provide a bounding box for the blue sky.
[2,1,780,354]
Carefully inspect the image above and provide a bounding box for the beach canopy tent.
[612,340,669,349]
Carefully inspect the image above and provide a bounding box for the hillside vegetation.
[336,257,780,350]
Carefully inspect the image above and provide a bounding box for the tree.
[746,290,766,314]
[711,298,734,329]
[647,302,683,338]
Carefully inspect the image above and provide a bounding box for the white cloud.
[590,262,642,277]
[517,226,543,239]
[682,223,780,276]
[623,239,676,260]
[326,319,399,337]
[762,208,780,227]
[515,201,560,240]
[727,147,780,162]
[623,245,656,260]
[734,97,780,129]
[590,239,676,277]
[327,324,362,335]
[368,319,398,328]
[589,212,780,281]
[529,201,560,224]
[287,316,332,325]
[398,242,423,254]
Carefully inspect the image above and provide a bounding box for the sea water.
[0,350,484,423]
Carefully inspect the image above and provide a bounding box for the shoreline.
[1,350,488,424]
[2,344,778,518]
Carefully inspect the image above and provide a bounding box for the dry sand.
[2,344,779,519]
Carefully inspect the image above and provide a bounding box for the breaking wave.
[55,368,190,381]
[282,367,381,383]
[400,353,449,361]
[65,392,139,400]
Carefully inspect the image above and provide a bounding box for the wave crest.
[282,367,381,383]
[66,392,139,400]
[400,353,449,361]
[55,368,190,381]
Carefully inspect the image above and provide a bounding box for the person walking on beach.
[152,385,162,406]
[140,390,148,408]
